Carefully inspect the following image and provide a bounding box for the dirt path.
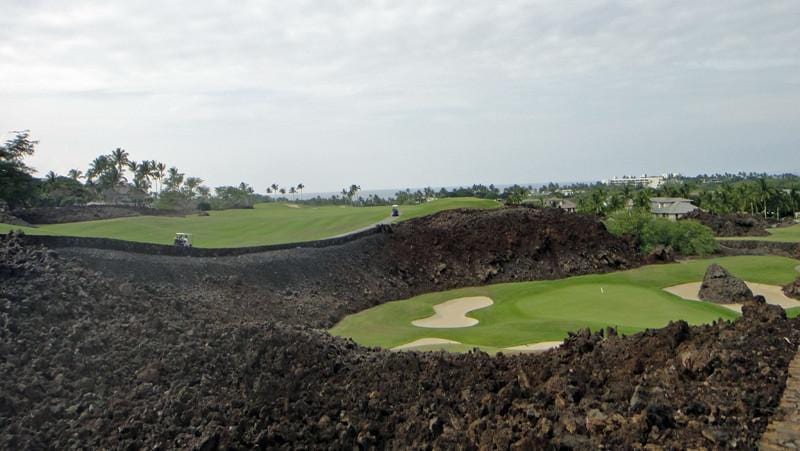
[411,296,493,328]
[663,281,800,313]
[759,346,800,449]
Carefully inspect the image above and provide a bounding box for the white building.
[602,174,665,189]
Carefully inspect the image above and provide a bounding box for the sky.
[1,0,799,193]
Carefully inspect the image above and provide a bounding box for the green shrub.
[605,209,717,256]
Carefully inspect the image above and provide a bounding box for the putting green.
[0,197,498,248]
[330,256,800,352]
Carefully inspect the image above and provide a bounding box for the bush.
[197,201,211,211]
[605,209,717,256]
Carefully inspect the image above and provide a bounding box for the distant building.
[544,198,577,213]
[650,197,698,221]
[602,174,665,189]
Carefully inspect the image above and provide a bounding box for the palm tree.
[279,187,286,197]
[347,184,361,205]
[165,167,184,192]
[45,171,57,184]
[154,162,167,195]
[184,177,203,197]
[67,169,83,181]
[109,148,130,175]
[87,155,110,183]
[270,184,279,196]
[289,186,297,201]
[297,183,305,200]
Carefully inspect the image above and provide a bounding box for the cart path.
[759,346,800,449]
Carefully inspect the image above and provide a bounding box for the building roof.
[651,203,698,215]
[650,197,692,203]
[544,198,577,209]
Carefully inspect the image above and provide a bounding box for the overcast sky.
[1,1,798,192]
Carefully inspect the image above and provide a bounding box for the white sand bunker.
[664,281,800,313]
[392,338,461,350]
[505,341,563,352]
[411,296,493,328]
[392,338,563,353]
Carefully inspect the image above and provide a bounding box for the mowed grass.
[330,256,800,351]
[0,197,499,248]
[721,223,800,242]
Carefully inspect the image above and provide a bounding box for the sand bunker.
[392,338,563,353]
[664,281,800,313]
[286,204,301,208]
[392,338,462,350]
[411,296,493,328]
[505,341,563,352]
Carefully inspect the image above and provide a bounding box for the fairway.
[0,197,498,248]
[721,223,800,242]
[330,256,800,352]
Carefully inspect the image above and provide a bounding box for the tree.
[45,171,58,184]
[67,169,83,181]
[0,130,39,209]
[109,148,130,175]
[154,162,167,195]
[183,177,204,197]
[289,186,297,200]
[165,167,184,192]
[0,130,37,169]
[346,184,361,204]
[86,155,110,183]
[297,183,305,200]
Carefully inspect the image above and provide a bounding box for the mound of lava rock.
[2,233,799,449]
[784,276,800,300]
[699,263,755,303]
[683,210,769,237]
[384,207,640,285]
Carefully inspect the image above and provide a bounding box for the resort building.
[602,175,665,189]
[544,198,577,213]
[650,197,698,221]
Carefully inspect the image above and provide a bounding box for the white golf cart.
[174,232,193,248]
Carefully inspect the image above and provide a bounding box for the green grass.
[786,307,800,319]
[330,255,800,352]
[0,197,499,248]
[721,223,800,242]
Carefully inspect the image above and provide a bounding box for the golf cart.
[174,232,192,248]
[391,205,400,217]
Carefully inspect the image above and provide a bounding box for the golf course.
[331,255,800,353]
[0,197,498,248]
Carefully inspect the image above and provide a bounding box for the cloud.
[1,0,799,190]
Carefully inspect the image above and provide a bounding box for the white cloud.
[1,0,799,190]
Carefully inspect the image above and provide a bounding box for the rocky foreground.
[1,209,799,449]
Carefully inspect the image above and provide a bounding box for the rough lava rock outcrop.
[698,263,755,303]
[683,210,769,237]
[1,208,799,449]
[784,276,800,300]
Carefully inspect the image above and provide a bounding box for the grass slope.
[721,223,800,242]
[330,256,800,351]
[0,197,498,248]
